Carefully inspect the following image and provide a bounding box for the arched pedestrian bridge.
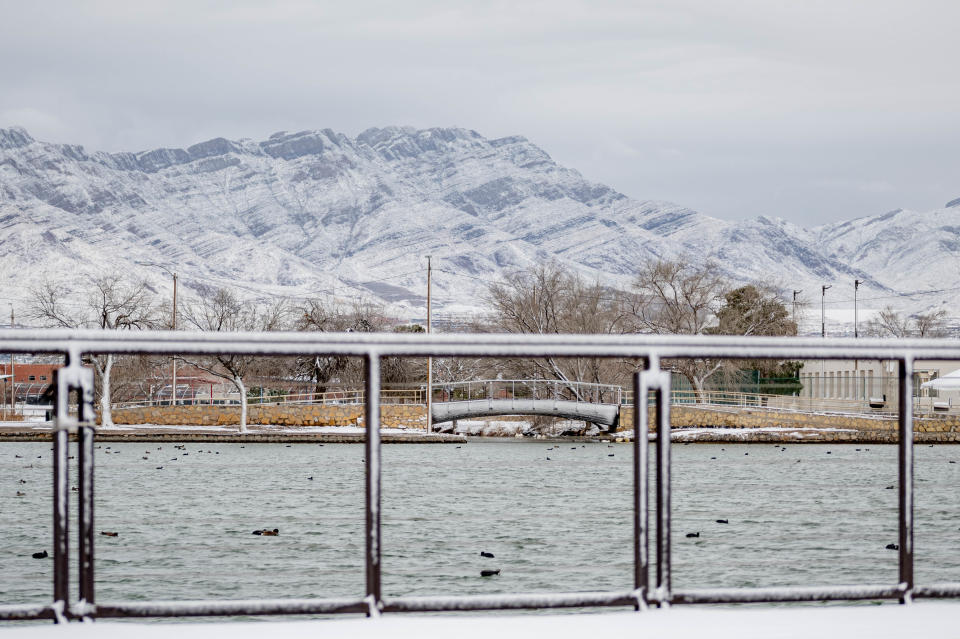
[430,379,624,430]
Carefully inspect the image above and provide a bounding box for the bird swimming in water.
[32,550,48,559]
[886,543,899,550]
[480,569,500,577]
[716,519,728,524]
[100,531,119,537]
[686,532,700,538]
[254,528,280,536]
[480,551,495,558]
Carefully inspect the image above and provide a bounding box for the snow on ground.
[610,426,858,441]
[671,427,857,441]
[447,419,595,437]
[2,603,958,638]
[450,420,529,437]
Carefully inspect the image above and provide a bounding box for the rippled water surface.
[2,440,959,615]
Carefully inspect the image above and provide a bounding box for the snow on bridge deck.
[4,603,957,638]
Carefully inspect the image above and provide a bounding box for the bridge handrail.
[435,378,623,405]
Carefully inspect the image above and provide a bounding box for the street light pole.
[854,279,861,338]
[792,290,802,327]
[854,279,862,381]
[426,256,432,435]
[821,284,832,338]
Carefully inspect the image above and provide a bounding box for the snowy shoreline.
[0,420,937,444]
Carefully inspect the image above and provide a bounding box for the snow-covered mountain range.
[0,125,957,326]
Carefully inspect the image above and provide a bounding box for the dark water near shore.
[2,440,959,615]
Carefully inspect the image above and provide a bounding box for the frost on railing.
[1,329,959,622]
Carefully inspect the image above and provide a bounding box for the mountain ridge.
[0,125,953,322]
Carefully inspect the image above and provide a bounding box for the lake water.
[2,440,959,617]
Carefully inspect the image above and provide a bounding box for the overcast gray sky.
[1,0,958,226]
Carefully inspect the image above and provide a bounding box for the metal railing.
[110,388,424,410]
[436,378,622,405]
[1,329,959,623]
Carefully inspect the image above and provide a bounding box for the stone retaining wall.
[108,404,426,428]
[0,431,464,444]
[105,403,960,442]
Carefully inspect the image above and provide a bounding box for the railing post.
[76,367,96,621]
[52,388,69,623]
[898,358,914,603]
[633,371,648,610]
[364,353,382,615]
[51,350,96,623]
[649,359,672,607]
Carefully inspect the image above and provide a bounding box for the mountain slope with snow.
[0,125,952,320]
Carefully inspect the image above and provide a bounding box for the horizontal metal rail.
[2,328,960,360]
[0,603,58,622]
[382,590,642,612]
[0,329,955,623]
[671,584,907,604]
[91,597,369,618]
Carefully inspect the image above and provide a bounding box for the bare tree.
[486,261,629,400]
[866,306,948,338]
[867,306,912,338]
[914,310,948,337]
[29,275,157,426]
[294,297,400,392]
[625,258,727,400]
[182,288,289,432]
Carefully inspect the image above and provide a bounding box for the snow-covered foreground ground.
[4,603,958,638]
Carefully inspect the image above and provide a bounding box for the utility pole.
[792,290,802,327]
[138,262,179,405]
[10,306,14,415]
[821,285,832,338]
[426,256,433,435]
[854,279,862,381]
